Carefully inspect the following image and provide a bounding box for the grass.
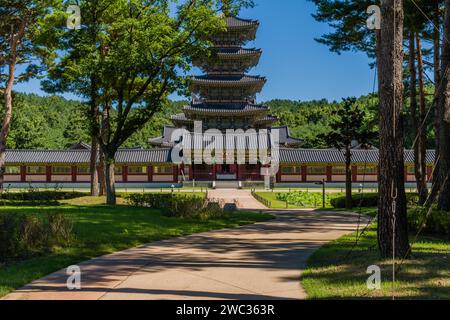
[0,196,272,298]
[255,191,343,209]
[301,223,450,299]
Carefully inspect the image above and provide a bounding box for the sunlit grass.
[0,197,272,297]
[301,224,450,299]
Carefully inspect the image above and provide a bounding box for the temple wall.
[331,175,346,182]
[52,175,72,182]
[4,175,21,182]
[153,175,175,182]
[357,175,377,182]
[127,175,149,182]
[26,175,46,182]
[281,175,302,182]
[77,175,90,182]
[306,175,327,182]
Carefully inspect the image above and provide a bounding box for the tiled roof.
[5,149,172,164]
[226,16,259,29]
[216,48,262,57]
[4,148,437,165]
[255,116,277,123]
[279,149,436,164]
[184,103,268,115]
[191,75,266,86]
[5,150,91,164]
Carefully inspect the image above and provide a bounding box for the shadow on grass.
[301,224,450,299]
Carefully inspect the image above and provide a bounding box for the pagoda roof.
[273,126,303,147]
[215,47,262,58]
[191,75,266,87]
[184,103,268,116]
[254,115,278,125]
[225,16,259,29]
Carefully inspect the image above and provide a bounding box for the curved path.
[3,209,368,300]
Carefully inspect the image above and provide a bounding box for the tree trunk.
[377,0,410,259]
[0,62,15,191]
[438,0,450,211]
[98,149,106,196]
[415,35,429,205]
[434,0,441,184]
[345,146,353,209]
[0,25,23,191]
[104,152,117,205]
[409,30,420,198]
[90,135,99,196]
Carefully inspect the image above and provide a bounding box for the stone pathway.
[3,210,368,300]
[207,189,267,210]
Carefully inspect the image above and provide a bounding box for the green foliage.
[408,209,450,235]
[319,97,377,150]
[330,193,378,208]
[0,212,74,263]
[276,192,335,208]
[330,193,421,208]
[124,193,227,220]
[0,190,86,206]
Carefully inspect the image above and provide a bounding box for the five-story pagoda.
[150,11,301,181]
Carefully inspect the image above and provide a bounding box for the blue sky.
[15,0,376,103]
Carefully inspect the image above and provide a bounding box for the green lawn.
[0,196,272,298]
[255,191,343,209]
[301,223,450,299]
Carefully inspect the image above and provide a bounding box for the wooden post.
[301,165,307,182]
[71,166,77,182]
[326,165,332,182]
[122,166,128,183]
[427,165,433,182]
[148,165,153,182]
[46,166,52,183]
[351,165,358,182]
[20,165,26,182]
[173,165,178,182]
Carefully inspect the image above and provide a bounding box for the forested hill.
[2,92,433,150]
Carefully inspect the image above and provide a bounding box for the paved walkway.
[207,189,267,210]
[3,210,368,300]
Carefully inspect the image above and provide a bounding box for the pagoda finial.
[222,0,230,16]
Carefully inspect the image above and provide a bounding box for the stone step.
[214,181,240,189]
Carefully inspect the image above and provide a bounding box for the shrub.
[277,192,337,208]
[408,209,450,235]
[330,193,419,208]
[0,213,22,261]
[124,193,226,219]
[46,213,74,245]
[0,212,74,263]
[330,193,379,208]
[0,191,86,206]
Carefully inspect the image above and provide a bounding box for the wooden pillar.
[189,165,194,181]
[212,165,217,181]
[122,165,128,183]
[351,165,358,182]
[301,165,307,182]
[20,165,26,182]
[404,166,408,182]
[148,165,153,182]
[236,164,241,180]
[173,165,178,182]
[427,166,433,182]
[276,167,281,183]
[46,165,52,183]
[71,166,77,182]
[326,165,332,182]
